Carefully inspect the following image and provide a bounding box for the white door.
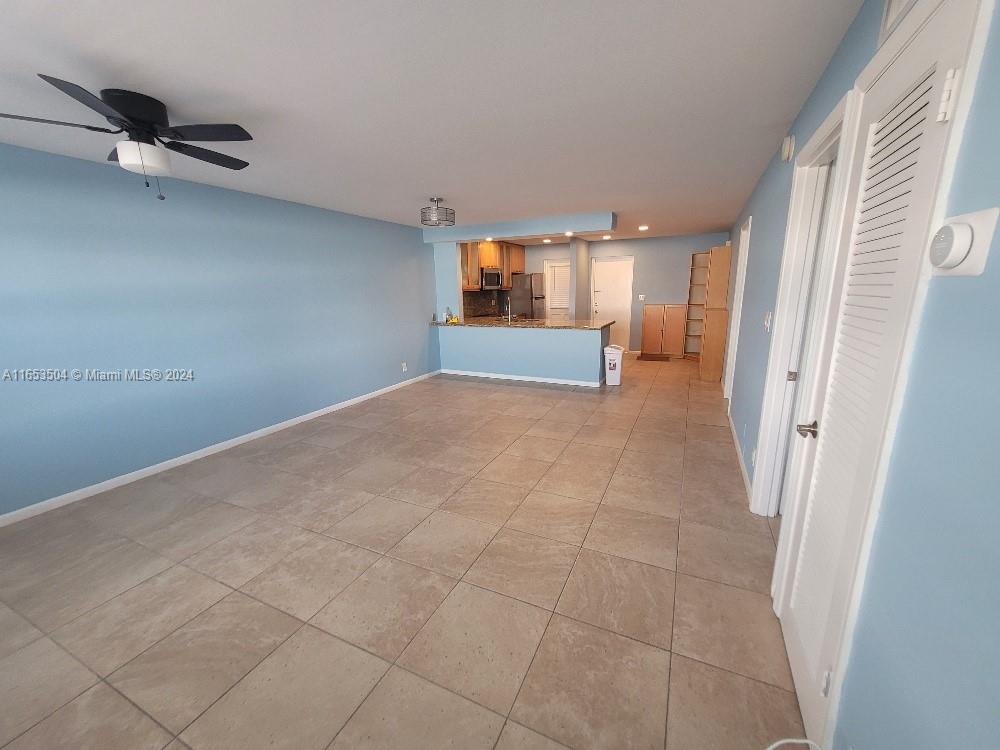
[777,0,979,741]
[591,257,634,350]
[543,260,570,320]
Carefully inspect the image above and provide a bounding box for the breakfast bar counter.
[431,317,614,331]
[432,317,615,387]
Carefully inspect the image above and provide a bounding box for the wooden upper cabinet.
[460,243,481,290]
[478,241,501,268]
[499,243,525,288]
[461,242,525,291]
[510,244,525,274]
[704,245,732,309]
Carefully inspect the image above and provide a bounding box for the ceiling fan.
[0,74,252,187]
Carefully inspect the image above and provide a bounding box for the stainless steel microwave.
[481,267,502,290]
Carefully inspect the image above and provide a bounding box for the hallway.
[0,357,799,749]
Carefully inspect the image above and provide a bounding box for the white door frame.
[770,0,992,745]
[590,255,635,350]
[750,91,862,519]
[723,217,752,399]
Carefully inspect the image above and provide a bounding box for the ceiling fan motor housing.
[100,89,168,131]
[115,140,171,176]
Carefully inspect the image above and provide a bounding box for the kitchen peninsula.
[432,317,614,387]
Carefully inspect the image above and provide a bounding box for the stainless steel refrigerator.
[509,273,546,318]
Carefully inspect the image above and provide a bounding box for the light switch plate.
[931,207,998,276]
[638,294,646,301]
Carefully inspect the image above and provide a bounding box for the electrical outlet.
[491,298,496,306]
[401,362,408,374]
[763,310,773,333]
[638,294,646,301]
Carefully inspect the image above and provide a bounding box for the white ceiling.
[0,0,862,238]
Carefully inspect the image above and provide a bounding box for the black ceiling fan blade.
[156,123,252,142]
[108,148,118,162]
[0,111,121,133]
[163,141,248,170]
[38,74,128,123]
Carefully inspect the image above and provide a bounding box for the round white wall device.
[929,222,973,269]
[115,140,172,177]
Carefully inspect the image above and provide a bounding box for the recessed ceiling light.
[564,231,573,236]
[638,225,649,231]
[485,237,493,241]
[543,238,552,243]
[602,235,611,240]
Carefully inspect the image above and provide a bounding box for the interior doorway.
[590,256,634,350]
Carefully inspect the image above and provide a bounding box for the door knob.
[796,420,819,439]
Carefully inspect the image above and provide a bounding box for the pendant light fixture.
[420,197,456,227]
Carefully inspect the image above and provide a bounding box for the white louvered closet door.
[780,0,978,740]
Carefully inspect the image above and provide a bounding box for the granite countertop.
[432,316,615,330]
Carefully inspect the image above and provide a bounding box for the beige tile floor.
[0,356,801,750]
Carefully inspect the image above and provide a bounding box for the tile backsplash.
[464,290,509,318]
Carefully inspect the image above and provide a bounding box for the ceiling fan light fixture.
[421,197,455,227]
[115,140,171,177]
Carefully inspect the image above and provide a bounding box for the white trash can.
[604,345,625,386]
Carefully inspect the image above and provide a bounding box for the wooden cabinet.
[503,243,525,288]
[700,308,729,381]
[704,245,732,308]
[460,242,481,290]
[699,244,732,382]
[477,241,501,268]
[509,244,525,274]
[460,241,526,291]
[641,304,686,358]
[498,243,526,289]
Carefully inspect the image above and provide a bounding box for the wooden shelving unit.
[684,252,710,361]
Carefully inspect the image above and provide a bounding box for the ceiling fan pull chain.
[155,175,165,201]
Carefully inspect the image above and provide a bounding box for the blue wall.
[590,233,729,349]
[835,2,1000,748]
[0,143,438,514]
[728,0,884,473]
[525,243,571,274]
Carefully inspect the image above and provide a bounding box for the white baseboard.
[728,413,755,508]
[0,370,442,528]
[439,368,602,388]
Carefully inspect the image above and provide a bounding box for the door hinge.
[937,68,961,123]
[821,669,833,698]
[787,370,798,382]
[796,420,819,439]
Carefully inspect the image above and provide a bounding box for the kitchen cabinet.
[500,242,525,289]
[478,241,501,269]
[460,242,481,290]
[460,241,526,290]
[641,304,686,358]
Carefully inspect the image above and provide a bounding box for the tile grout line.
[4,364,783,750]
[324,471,524,750]
[500,407,634,746]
